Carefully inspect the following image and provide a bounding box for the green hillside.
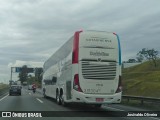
[122,60,160,98]
[0,83,9,90]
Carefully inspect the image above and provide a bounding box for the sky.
[0,0,160,83]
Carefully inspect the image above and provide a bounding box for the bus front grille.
[81,60,117,80]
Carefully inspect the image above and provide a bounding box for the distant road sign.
[15,67,34,73]
[15,67,22,72]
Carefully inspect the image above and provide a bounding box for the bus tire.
[43,88,46,98]
[61,95,68,107]
[56,92,62,105]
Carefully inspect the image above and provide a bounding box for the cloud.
[8,60,43,68]
[0,0,160,82]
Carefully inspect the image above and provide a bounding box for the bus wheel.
[56,92,62,105]
[61,95,67,106]
[43,88,46,98]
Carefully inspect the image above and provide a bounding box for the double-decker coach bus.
[42,30,122,107]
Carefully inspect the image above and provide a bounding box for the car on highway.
[9,85,21,96]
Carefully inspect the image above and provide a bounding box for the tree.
[128,59,136,63]
[137,48,159,67]
[18,65,28,83]
[136,53,144,62]
[35,68,43,82]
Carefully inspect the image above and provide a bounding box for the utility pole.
[10,67,13,81]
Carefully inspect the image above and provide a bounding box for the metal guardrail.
[122,95,160,105]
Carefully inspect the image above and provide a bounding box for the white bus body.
[42,30,122,106]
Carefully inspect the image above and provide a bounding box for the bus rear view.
[72,31,122,106]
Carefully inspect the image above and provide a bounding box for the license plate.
[96,98,104,102]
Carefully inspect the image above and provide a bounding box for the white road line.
[103,105,125,111]
[36,98,43,103]
[0,94,9,101]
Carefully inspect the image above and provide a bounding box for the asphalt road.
[0,87,159,120]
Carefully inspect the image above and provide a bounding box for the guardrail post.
[141,100,143,105]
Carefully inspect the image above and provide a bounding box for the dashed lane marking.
[103,105,125,111]
[0,94,9,101]
[36,98,43,103]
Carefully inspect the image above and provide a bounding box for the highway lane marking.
[36,98,43,103]
[0,94,9,102]
[103,105,125,111]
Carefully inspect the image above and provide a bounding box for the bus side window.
[52,76,57,84]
